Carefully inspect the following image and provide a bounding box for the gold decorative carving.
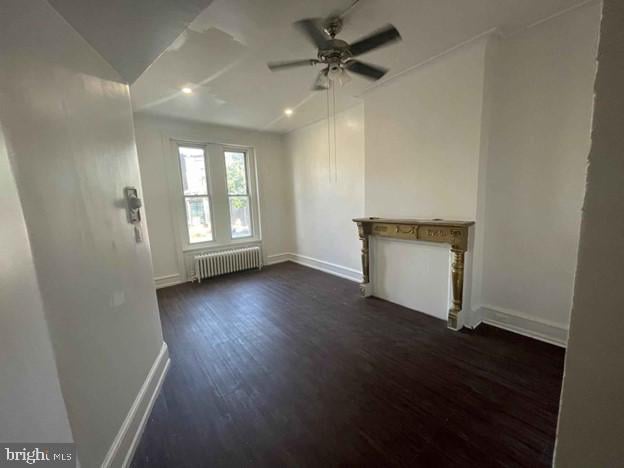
[360,236,370,284]
[395,225,416,235]
[356,222,371,292]
[448,248,465,331]
[353,217,474,330]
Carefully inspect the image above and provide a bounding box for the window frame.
[176,143,216,246]
[170,139,261,253]
[223,147,253,240]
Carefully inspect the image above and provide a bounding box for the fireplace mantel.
[353,217,475,330]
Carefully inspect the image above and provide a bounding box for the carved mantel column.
[357,221,373,297]
[448,248,465,331]
[353,217,474,331]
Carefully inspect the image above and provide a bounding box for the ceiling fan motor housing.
[318,39,351,66]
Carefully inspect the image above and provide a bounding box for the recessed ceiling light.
[284,108,294,116]
[181,87,193,94]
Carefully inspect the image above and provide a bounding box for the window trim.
[176,143,216,246]
[224,147,253,240]
[170,139,262,253]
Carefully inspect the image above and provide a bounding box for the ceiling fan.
[267,10,402,90]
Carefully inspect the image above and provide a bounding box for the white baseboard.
[266,252,362,282]
[479,305,568,348]
[102,342,170,468]
[290,253,362,282]
[266,253,291,265]
[267,258,567,347]
[154,273,184,289]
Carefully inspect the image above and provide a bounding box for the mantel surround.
[353,217,475,330]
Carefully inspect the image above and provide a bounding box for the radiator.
[194,246,262,282]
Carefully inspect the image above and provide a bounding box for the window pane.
[229,196,251,238]
[225,151,247,195]
[179,146,207,196]
[185,197,213,243]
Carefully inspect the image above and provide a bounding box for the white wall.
[480,2,601,343]
[134,113,294,284]
[0,127,74,444]
[363,40,488,322]
[364,40,488,221]
[555,1,624,464]
[284,104,365,279]
[283,4,600,341]
[0,1,165,465]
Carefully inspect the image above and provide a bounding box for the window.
[176,143,258,248]
[178,146,213,243]
[225,151,252,238]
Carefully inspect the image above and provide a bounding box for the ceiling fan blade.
[312,69,330,91]
[331,0,361,22]
[349,24,401,57]
[294,18,330,48]
[345,60,388,80]
[268,59,318,71]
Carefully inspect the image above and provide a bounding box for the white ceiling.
[130,0,593,133]
[49,0,214,83]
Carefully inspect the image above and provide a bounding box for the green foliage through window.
[225,152,247,196]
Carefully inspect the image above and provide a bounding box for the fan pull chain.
[325,81,339,184]
[332,83,337,183]
[326,84,332,183]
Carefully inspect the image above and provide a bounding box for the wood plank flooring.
[131,262,564,467]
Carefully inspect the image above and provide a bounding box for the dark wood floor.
[131,262,564,467]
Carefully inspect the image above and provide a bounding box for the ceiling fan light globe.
[337,71,351,87]
[320,72,330,88]
[327,65,342,80]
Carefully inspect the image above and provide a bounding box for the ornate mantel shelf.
[353,217,475,331]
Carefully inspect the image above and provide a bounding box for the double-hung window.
[178,146,213,244]
[225,150,252,239]
[175,143,258,248]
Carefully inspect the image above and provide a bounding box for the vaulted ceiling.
[129,0,595,133]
